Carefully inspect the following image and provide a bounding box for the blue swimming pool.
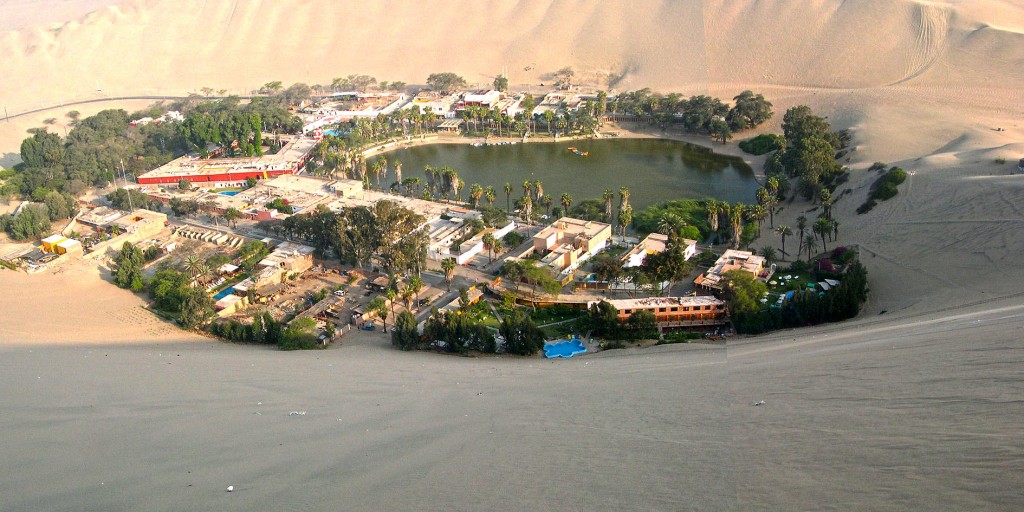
[213,286,236,300]
[544,338,587,359]
[218,191,240,196]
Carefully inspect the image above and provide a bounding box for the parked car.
[361,323,376,331]
[333,290,345,297]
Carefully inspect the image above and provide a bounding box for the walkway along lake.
[370,138,759,210]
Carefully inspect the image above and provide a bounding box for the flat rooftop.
[595,296,725,310]
[138,135,317,180]
[535,217,611,241]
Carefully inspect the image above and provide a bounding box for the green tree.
[280,317,319,350]
[588,300,620,337]
[482,232,496,262]
[441,257,456,291]
[721,269,768,315]
[499,309,545,355]
[493,75,509,92]
[369,296,389,332]
[113,242,146,291]
[710,119,731,144]
[391,311,419,350]
[222,207,243,228]
[178,287,214,329]
[426,72,467,94]
[775,225,792,260]
[726,90,773,131]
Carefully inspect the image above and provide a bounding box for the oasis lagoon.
[370,138,759,210]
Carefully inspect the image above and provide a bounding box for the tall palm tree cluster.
[461,101,600,139]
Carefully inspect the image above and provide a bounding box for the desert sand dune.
[1,1,1024,510]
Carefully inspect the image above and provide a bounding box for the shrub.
[858,166,906,214]
[738,134,785,155]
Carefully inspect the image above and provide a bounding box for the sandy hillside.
[1,1,1024,510]
[0,258,201,345]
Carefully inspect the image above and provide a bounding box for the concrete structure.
[450,221,516,265]
[137,135,317,186]
[404,92,459,118]
[694,249,768,292]
[113,210,168,240]
[436,119,464,133]
[459,90,501,109]
[215,294,249,316]
[531,217,612,276]
[329,179,363,197]
[305,93,407,121]
[621,233,697,268]
[592,296,729,328]
[77,206,125,228]
[259,241,315,276]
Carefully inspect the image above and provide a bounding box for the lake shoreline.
[364,121,770,183]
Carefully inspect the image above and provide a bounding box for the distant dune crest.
[0,0,1021,105]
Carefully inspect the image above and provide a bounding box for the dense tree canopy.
[426,72,467,94]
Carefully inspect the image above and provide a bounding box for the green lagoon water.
[371,138,759,210]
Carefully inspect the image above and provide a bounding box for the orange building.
[593,296,729,328]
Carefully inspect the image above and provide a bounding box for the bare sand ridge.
[1,1,1023,510]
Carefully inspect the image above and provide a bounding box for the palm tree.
[603,189,614,223]
[441,257,456,291]
[560,192,572,216]
[759,246,777,264]
[409,275,424,305]
[820,188,833,220]
[766,176,780,227]
[750,204,768,230]
[482,233,496,262]
[533,180,544,202]
[522,195,533,223]
[522,179,532,199]
[796,215,808,259]
[814,217,831,252]
[775,225,792,260]
[393,160,403,188]
[705,200,721,234]
[540,195,553,216]
[544,110,555,134]
[401,284,415,311]
[658,213,685,236]
[619,187,630,209]
[469,183,484,208]
[370,297,389,332]
[618,204,633,238]
[385,288,398,323]
[729,203,745,248]
[491,239,503,260]
[370,160,384,189]
[484,186,496,208]
[803,234,817,262]
[504,182,513,212]
[183,255,204,279]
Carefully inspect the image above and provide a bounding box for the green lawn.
[464,301,501,329]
